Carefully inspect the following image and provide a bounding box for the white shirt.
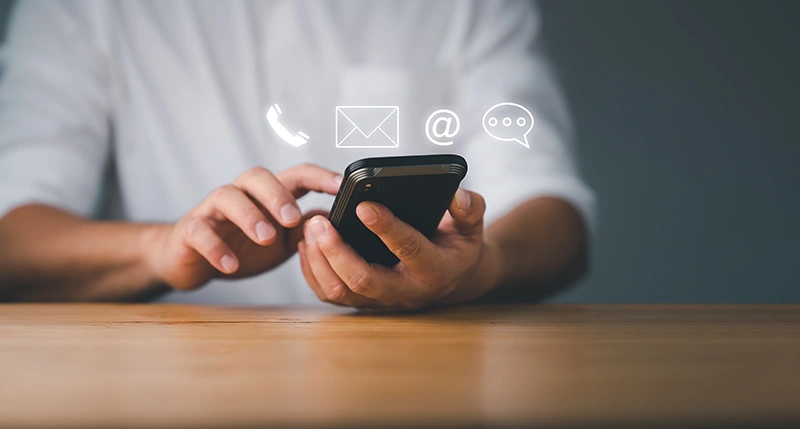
[0,0,595,304]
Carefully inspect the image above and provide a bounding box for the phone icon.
[266,104,309,147]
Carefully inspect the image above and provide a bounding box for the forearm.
[481,196,589,301]
[0,204,169,302]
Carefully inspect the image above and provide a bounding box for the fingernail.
[334,175,343,187]
[455,188,471,210]
[308,219,326,241]
[220,255,238,273]
[280,203,301,223]
[255,221,275,242]
[356,204,379,225]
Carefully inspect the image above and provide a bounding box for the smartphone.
[328,154,468,267]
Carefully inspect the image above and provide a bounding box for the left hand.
[297,188,500,310]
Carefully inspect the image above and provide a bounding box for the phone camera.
[358,181,380,193]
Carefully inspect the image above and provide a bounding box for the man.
[0,0,594,308]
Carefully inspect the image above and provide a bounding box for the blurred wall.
[1,1,798,303]
[0,1,9,41]
[539,0,800,303]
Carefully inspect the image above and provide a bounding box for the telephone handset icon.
[266,104,309,147]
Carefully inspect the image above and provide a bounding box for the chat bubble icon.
[482,102,534,149]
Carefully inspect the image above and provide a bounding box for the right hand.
[148,164,341,291]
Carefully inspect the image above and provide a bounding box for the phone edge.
[329,156,468,227]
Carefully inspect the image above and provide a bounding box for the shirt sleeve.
[453,0,596,234]
[0,0,111,221]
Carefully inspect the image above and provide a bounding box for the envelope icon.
[335,106,399,149]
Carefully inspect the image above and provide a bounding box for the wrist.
[445,239,506,305]
[477,238,508,295]
[138,223,172,287]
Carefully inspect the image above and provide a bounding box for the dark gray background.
[539,0,800,303]
[1,1,797,303]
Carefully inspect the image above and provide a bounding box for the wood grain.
[0,304,798,428]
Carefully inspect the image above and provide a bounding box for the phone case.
[329,154,468,266]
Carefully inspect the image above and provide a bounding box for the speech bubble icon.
[482,102,534,149]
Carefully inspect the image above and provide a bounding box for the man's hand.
[150,164,341,291]
[297,188,502,310]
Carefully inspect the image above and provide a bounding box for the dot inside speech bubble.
[482,102,534,148]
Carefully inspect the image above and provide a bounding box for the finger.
[182,217,239,274]
[276,163,343,198]
[233,167,303,229]
[201,185,277,245]
[297,241,328,303]
[355,202,441,272]
[303,219,384,308]
[447,188,486,238]
[283,209,329,254]
[305,216,404,304]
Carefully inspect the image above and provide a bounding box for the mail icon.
[335,106,400,149]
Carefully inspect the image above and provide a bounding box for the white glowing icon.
[425,109,460,146]
[335,106,399,149]
[482,102,534,149]
[266,104,309,148]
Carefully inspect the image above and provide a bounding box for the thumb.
[447,188,486,238]
[286,209,329,252]
[356,201,439,271]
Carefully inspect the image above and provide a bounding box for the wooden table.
[1,304,798,428]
